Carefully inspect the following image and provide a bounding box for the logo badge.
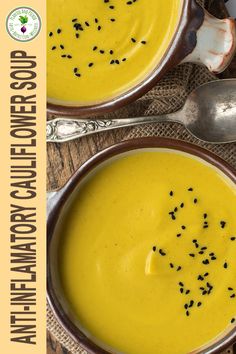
[6,7,41,42]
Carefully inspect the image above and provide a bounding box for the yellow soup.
[58,150,236,354]
[47,0,181,105]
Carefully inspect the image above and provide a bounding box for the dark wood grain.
[47,1,236,352]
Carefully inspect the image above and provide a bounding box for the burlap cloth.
[47,0,236,352]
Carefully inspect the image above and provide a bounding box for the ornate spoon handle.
[47,114,181,143]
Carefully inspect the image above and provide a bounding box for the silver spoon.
[47,79,236,144]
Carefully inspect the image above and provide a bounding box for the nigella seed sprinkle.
[186,290,190,294]
[179,282,184,287]
[85,21,90,26]
[188,188,193,191]
[141,40,147,44]
[189,253,195,258]
[169,191,174,196]
[76,33,79,38]
[57,28,62,34]
[199,251,204,255]
[100,50,105,54]
[97,25,102,31]
[202,259,209,265]
[115,60,120,64]
[95,18,98,23]
[201,247,207,250]
[72,18,77,22]
[109,5,115,9]
[122,58,127,62]
[230,294,235,298]
[61,54,66,58]
[67,55,72,59]
[204,273,209,277]
[181,225,186,230]
[75,73,81,77]
[60,45,64,49]
[186,311,190,317]
[131,38,136,43]
[193,239,197,243]
[230,237,236,241]
[110,18,116,22]
[52,46,56,50]
[231,318,235,324]
[220,221,226,229]
[49,32,53,37]
[174,207,178,212]
[110,60,115,64]
[194,198,198,204]
[224,262,228,269]
[197,302,202,307]
[93,46,98,51]
[109,50,114,55]
[88,62,94,67]
[180,203,184,208]
[180,288,184,293]
[170,263,174,268]
[177,233,181,238]
[189,300,194,307]
[184,304,188,309]
[159,249,166,256]
[152,246,156,252]
[74,68,78,73]
[204,213,208,219]
[177,266,182,271]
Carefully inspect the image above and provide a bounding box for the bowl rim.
[47,137,236,354]
[47,0,204,117]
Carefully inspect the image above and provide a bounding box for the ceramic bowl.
[47,137,236,354]
[47,0,236,117]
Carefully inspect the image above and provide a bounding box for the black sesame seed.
[231,318,235,323]
[202,259,209,265]
[228,287,234,291]
[177,266,182,271]
[197,302,202,307]
[230,294,235,298]
[188,188,193,191]
[122,58,127,62]
[93,46,98,51]
[204,213,208,219]
[181,225,186,230]
[169,191,174,196]
[194,198,198,204]
[189,253,195,258]
[141,40,147,44]
[88,62,94,67]
[176,233,181,238]
[184,304,188,309]
[186,311,190,316]
[186,290,190,295]
[170,263,174,268]
[109,50,114,55]
[72,18,78,22]
[152,246,156,252]
[180,288,184,293]
[49,32,53,37]
[159,249,166,256]
[131,37,136,43]
[220,221,226,229]
[51,46,56,50]
[97,25,102,31]
[60,45,64,49]
[179,282,184,287]
[180,203,184,208]
[57,28,62,34]
[224,262,228,269]
[230,237,236,241]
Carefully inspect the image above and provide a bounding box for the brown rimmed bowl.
[47,0,236,117]
[47,137,236,354]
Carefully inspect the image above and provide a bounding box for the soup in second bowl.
[47,0,182,105]
[57,150,236,354]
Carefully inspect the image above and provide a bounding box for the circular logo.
[6,7,41,42]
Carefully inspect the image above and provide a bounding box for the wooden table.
[47,1,236,352]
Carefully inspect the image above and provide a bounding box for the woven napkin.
[47,0,236,352]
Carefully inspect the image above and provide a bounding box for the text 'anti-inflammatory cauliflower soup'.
[47,0,182,105]
[56,150,236,354]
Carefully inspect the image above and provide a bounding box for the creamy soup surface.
[47,0,181,104]
[58,151,236,354]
